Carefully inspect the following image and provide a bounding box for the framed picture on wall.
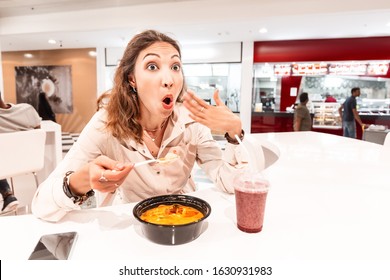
[14,65,73,114]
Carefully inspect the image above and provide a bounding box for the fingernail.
[115,163,124,170]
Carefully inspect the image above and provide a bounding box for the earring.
[131,86,137,93]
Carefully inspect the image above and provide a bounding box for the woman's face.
[131,42,183,119]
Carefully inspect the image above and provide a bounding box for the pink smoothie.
[235,183,268,233]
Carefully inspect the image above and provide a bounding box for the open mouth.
[162,95,173,110]
[163,96,172,105]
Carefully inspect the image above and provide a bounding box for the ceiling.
[1,0,390,52]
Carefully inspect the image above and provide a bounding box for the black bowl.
[133,194,211,245]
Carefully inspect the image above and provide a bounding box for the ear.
[128,75,136,88]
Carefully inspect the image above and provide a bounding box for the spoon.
[133,152,179,168]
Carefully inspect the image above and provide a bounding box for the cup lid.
[234,172,269,193]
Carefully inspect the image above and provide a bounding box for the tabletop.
[1,132,390,262]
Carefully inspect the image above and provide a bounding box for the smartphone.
[28,231,78,260]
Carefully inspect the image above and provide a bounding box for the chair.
[0,129,46,195]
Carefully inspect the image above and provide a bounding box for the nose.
[164,82,173,89]
[161,70,174,89]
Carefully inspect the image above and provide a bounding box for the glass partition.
[183,63,241,112]
[105,62,242,112]
[253,61,390,114]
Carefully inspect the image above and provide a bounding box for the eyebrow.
[143,53,181,60]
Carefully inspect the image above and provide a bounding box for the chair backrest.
[0,129,46,179]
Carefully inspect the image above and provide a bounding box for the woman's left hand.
[183,89,242,137]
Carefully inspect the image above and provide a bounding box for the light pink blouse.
[32,104,248,221]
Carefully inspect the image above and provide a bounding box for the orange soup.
[140,204,204,225]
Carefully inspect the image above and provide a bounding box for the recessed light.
[259,28,268,33]
[24,53,33,58]
[88,51,97,57]
[48,39,56,44]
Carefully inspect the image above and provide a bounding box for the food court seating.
[0,129,46,208]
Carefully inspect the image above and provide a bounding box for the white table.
[1,132,390,264]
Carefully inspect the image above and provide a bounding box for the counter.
[251,111,295,133]
[363,128,390,144]
[1,132,389,278]
[251,111,390,140]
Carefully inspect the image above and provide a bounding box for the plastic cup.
[234,172,269,233]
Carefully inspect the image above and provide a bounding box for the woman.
[32,30,247,222]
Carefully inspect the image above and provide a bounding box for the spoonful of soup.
[134,152,179,168]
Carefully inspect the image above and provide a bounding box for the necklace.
[144,127,158,133]
[143,118,168,142]
[144,130,159,142]
[144,118,168,133]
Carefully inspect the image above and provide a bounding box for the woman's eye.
[172,64,181,71]
[147,64,158,71]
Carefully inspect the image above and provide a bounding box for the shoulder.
[75,110,110,143]
[89,109,108,128]
[11,103,35,111]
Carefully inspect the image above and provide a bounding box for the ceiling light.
[88,51,97,57]
[48,39,56,44]
[24,53,33,58]
[259,28,268,33]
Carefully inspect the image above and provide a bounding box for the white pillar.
[95,46,106,97]
[0,42,4,95]
[240,41,254,133]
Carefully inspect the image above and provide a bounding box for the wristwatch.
[224,129,245,145]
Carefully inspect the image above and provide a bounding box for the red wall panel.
[280,76,302,111]
[254,36,390,63]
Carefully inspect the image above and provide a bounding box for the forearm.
[201,142,250,194]
[353,111,364,126]
[68,164,93,195]
[225,115,243,139]
[31,176,81,222]
[294,118,301,131]
[31,140,96,221]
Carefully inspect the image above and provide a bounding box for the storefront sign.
[292,63,327,75]
[274,64,291,76]
[273,62,389,76]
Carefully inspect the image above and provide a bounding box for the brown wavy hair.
[105,30,185,143]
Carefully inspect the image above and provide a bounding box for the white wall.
[105,42,242,66]
[240,41,254,133]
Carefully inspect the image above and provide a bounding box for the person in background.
[338,87,367,138]
[324,93,337,103]
[293,92,312,131]
[0,91,41,213]
[38,81,56,122]
[32,30,247,222]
